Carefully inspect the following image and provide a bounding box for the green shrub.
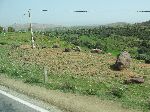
[145,55,150,64]
[60,82,76,93]
[129,47,138,58]
[136,53,150,64]
[0,42,8,45]
[111,87,124,98]
[136,54,147,60]
[10,69,21,77]
[85,88,97,95]
[24,76,40,84]
[0,26,3,33]
[0,66,7,73]
[8,27,15,32]
[148,101,150,110]
[138,47,150,54]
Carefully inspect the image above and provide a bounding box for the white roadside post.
[44,66,48,83]
[28,9,36,49]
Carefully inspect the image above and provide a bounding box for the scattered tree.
[8,27,15,32]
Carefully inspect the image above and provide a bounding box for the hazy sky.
[0,0,150,26]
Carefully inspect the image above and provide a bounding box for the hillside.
[106,22,131,27]
[0,32,150,112]
[136,20,150,26]
[9,23,63,31]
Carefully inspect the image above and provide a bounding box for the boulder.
[73,46,81,52]
[108,53,112,56]
[41,46,46,49]
[91,49,102,54]
[114,51,131,70]
[52,44,60,48]
[64,48,71,52]
[124,77,144,84]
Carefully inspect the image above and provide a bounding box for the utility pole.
[28,9,36,49]
[24,9,48,48]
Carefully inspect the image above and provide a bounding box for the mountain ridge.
[9,23,63,31]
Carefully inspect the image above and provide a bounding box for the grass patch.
[111,87,125,98]
[24,76,41,84]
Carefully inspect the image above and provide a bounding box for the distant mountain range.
[136,20,150,26]
[9,23,63,31]
[6,20,150,31]
[105,22,131,27]
[9,22,132,31]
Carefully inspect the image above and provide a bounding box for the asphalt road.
[0,92,39,112]
[0,89,59,112]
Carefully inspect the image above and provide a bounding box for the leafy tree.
[0,26,3,33]
[42,23,150,63]
[8,27,15,32]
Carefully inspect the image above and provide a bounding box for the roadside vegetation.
[0,22,150,112]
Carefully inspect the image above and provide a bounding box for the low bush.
[145,56,150,64]
[111,87,124,98]
[0,42,8,45]
[85,88,97,95]
[24,76,41,84]
[60,82,76,93]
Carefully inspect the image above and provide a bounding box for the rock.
[124,77,144,84]
[64,48,71,52]
[52,44,60,48]
[73,46,81,52]
[108,53,112,56]
[41,46,46,49]
[91,49,102,54]
[114,51,131,70]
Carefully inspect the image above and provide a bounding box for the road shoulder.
[0,75,141,112]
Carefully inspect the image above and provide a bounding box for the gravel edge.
[0,75,140,112]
